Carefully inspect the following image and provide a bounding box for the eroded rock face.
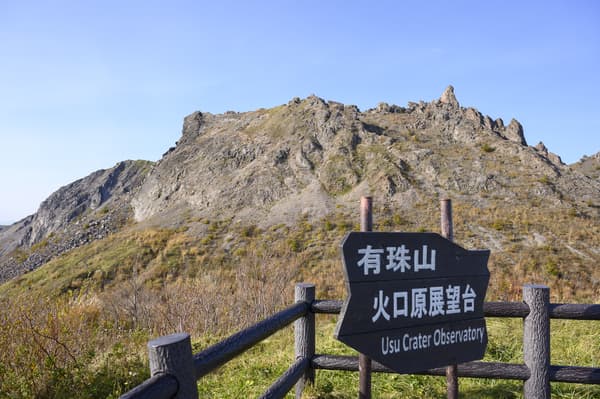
[131,96,368,225]
[572,151,600,180]
[131,86,597,229]
[0,160,152,282]
[27,161,148,245]
[504,119,527,146]
[535,142,564,166]
[2,86,599,283]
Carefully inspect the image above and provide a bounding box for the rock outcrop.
[1,87,599,283]
[535,142,564,166]
[572,151,600,180]
[0,160,152,281]
[440,85,459,107]
[131,87,598,228]
[504,119,527,146]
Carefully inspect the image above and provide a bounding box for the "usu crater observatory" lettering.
[381,325,487,355]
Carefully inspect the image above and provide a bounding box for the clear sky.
[1,1,599,225]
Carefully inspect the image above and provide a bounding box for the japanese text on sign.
[357,244,436,275]
[371,284,477,323]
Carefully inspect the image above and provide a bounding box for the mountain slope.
[132,86,598,227]
[572,151,600,180]
[0,86,599,399]
[0,86,598,294]
[0,160,152,282]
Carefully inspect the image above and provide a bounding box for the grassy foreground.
[195,315,600,398]
[3,288,597,398]
[0,201,598,397]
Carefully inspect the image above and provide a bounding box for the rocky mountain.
[0,160,152,282]
[131,85,597,226]
[1,86,599,285]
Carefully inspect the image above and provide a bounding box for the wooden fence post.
[295,282,315,398]
[523,284,550,399]
[441,199,458,399]
[148,333,198,399]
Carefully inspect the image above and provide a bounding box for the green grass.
[191,316,600,398]
[0,228,179,298]
[0,201,598,398]
[196,327,296,398]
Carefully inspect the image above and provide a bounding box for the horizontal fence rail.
[311,300,600,320]
[547,303,600,319]
[311,355,600,384]
[120,374,178,399]
[193,301,308,380]
[312,356,531,381]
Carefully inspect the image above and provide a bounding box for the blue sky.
[1,1,599,224]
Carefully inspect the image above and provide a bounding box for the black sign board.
[335,232,490,374]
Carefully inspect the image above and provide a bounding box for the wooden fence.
[120,282,600,399]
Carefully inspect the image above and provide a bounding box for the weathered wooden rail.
[120,293,311,399]
[120,283,600,399]
[311,291,600,387]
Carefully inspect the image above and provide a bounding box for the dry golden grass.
[0,199,598,397]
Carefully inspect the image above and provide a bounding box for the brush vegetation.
[0,199,599,398]
[1,92,599,397]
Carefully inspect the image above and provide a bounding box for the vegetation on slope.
[0,196,598,397]
[1,89,599,398]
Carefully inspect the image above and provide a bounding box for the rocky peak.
[182,111,205,139]
[132,90,598,231]
[2,89,598,285]
[504,118,527,146]
[534,141,563,165]
[27,160,151,245]
[440,85,459,108]
[535,141,549,153]
[303,94,328,107]
[0,160,153,282]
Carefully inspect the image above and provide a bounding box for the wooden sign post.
[335,231,490,374]
[359,197,373,399]
[442,198,458,399]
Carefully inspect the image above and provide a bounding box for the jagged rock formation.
[572,151,600,180]
[534,142,564,166]
[1,87,599,283]
[131,86,598,227]
[440,85,459,107]
[504,119,527,146]
[0,160,152,281]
